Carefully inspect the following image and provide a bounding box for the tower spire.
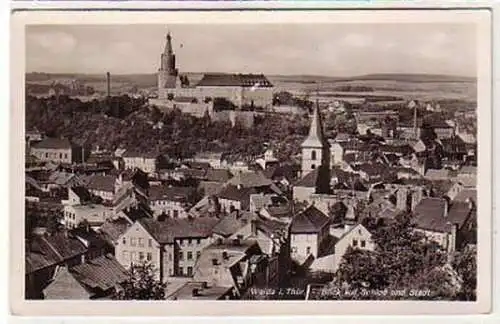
[164,31,173,54]
[301,99,328,148]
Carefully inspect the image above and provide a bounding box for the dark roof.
[70,255,129,292]
[85,175,116,193]
[380,144,414,155]
[441,137,467,153]
[139,217,219,244]
[197,73,273,88]
[32,138,72,150]
[217,185,256,210]
[148,185,195,202]
[205,169,233,183]
[71,186,92,202]
[183,161,211,170]
[44,232,89,260]
[294,168,319,188]
[290,205,329,234]
[227,171,273,188]
[26,236,64,273]
[198,181,224,197]
[69,227,109,250]
[99,218,131,242]
[447,201,474,228]
[265,205,292,219]
[413,198,449,232]
[212,212,250,237]
[122,204,152,223]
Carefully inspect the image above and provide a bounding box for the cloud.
[29,31,77,55]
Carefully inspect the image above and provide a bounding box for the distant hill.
[335,73,476,83]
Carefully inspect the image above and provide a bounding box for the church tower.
[158,32,179,89]
[301,100,330,177]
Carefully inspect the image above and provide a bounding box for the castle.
[150,32,275,118]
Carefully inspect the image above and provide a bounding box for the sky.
[26,24,477,77]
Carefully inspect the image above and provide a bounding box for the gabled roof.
[212,212,250,237]
[70,186,92,203]
[48,171,77,186]
[70,255,129,292]
[99,218,131,242]
[84,175,116,193]
[413,198,449,232]
[139,217,220,244]
[227,171,273,188]
[294,168,320,188]
[447,201,474,228]
[290,205,329,234]
[32,138,72,150]
[205,169,233,183]
[217,185,256,210]
[148,185,195,202]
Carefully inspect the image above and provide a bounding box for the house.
[333,223,375,272]
[115,217,219,282]
[25,231,90,299]
[63,187,115,229]
[216,185,256,212]
[290,205,330,264]
[412,197,475,253]
[82,175,117,202]
[424,168,451,181]
[168,238,265,300]
[43,254,129,300]
[99,217,132,254]
[26,127,44,143]
[292,167,330,203]
[192,152,225,169]
[255,149,279,170]
[122,151,163,174]
[30,138,88,164]
[148,185,197,218]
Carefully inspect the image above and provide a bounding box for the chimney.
[106,72,111,98]
[250,218,257,236]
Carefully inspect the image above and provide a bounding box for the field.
[25,72,477,103]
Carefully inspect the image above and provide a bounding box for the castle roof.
[196,73,273,88]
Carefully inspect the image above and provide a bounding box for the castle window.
[311,150,317,160]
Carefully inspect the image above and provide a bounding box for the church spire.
[164,31,173,55]
[301,100,328,148]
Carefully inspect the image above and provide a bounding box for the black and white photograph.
[12,8,492,315]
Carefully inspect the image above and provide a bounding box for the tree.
[452,245,477,301]
[114,262,167,300]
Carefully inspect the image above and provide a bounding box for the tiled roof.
[148,185,195,202]
[217,185,256,210]
[205,169,233,183]
[290,205,329,234]
[32,138,72,150]
[198,181,224,197]
[99,218,131,242]
[227,171,273,188]
[447,201,474,228]
[139,217,220,244]
[264,205,292,219]
[48,171,77,186]
[85,175,116,193]
[69,227,109,250]
[413,198,448,232]
[122,204,153,223]
[70,255,129,292]
[294,168,319,188]
[197,73,273,88]
[212,212,250,237]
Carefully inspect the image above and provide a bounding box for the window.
[179,267,184,276]
[147,252,152,261]
[311,150,317,160]
[168,253,172,261]
[353,239,358,247]
[173,210,179,218]
[45,153,48,158]
[139,252,144,260]
[122,237,126,245]
[306,246,311,255]
[179,251,184,261]
[59,153,62,159]
[196,251,201,259]
[148,239,153,247]
[131,252,137,261]
[187,266,193,277]
[311,164,316,170]
[188,238,192,245]
[361,240,366,248]
[179,238,183,245]
[131,238,137,246]
[196,238,201,245]
[187,252,193,260]
[64,153,68,159]
[138,238,144,247]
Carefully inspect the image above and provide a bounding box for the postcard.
[10,7,492,316]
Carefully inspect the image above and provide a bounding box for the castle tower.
[158,31,179,89]
[301,100,330,177]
